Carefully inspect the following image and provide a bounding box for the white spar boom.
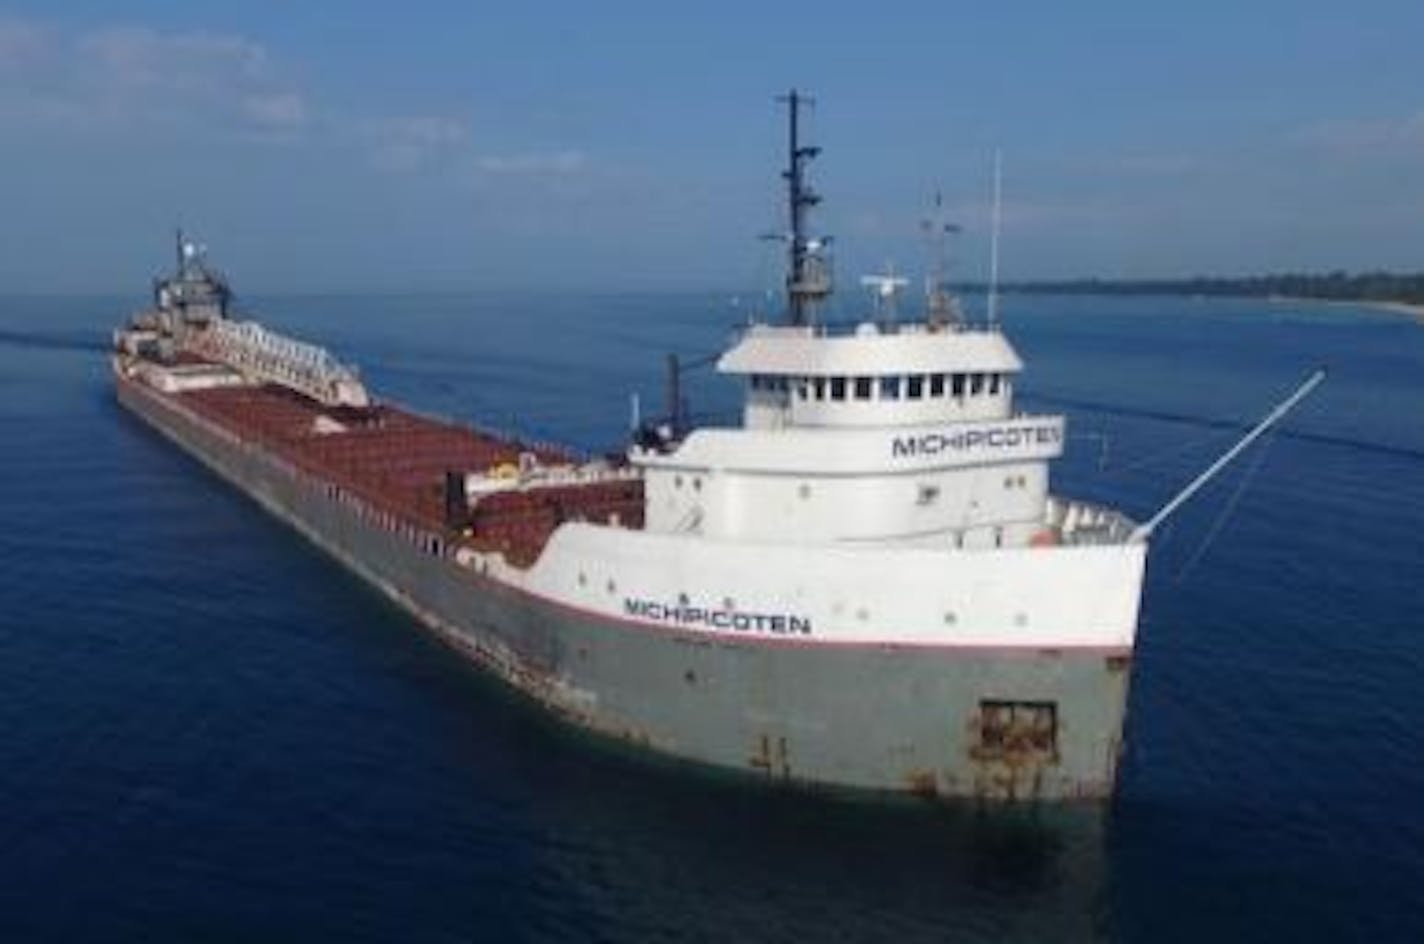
[1128,367,1327,543]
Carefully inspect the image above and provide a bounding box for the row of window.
[750,372,1009,403]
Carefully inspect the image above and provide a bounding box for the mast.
[921,191,962,327]
[778,89,830,326]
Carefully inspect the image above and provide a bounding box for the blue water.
[1,291,1422,942]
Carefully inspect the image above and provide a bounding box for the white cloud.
[0,15,301,136]
[0,15,589,185]
[0,16,50,69]
[77,26,268,91]
[1296,111,1424,155]
[474,150,585,176]
[362,115,470,172]
[243,92,307,130]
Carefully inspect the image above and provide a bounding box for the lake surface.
[1,291,1421,941]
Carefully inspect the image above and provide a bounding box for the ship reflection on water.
[513,769,1110,941]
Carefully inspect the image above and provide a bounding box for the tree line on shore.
[956,271,1424,304]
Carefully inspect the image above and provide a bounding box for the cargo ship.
[112,94,1318,802]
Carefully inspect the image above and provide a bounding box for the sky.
[1,1,1422,293]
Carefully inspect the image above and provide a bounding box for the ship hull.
[116,372,1132,802]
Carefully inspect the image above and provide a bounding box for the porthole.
[944,611,957,625]
[674,475,683,489]
[606,579,617,594]
[577,572,587,587]
[798,483,812,500]
[678,592,690,606]
[692,477,702,492]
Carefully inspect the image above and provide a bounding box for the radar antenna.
[777,89,832,326]
[860,266,910,326]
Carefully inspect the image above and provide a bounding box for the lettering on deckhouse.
[892,421,1063,460]
[624,598,813,636]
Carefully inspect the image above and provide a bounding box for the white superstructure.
[507,302,1145,652]
[636,320,1064,550]
[483,91,1151,656]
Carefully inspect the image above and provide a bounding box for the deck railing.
[1045,496,1137,546]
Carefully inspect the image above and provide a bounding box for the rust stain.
[749,733,772,771]
[748,734,792,779]
[968,699,1060,802]
[904,769,939,798]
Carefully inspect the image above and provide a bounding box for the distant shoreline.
[1264,295,1424,321]
[964,272,1424,321]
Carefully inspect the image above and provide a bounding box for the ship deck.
[178,381,644,567]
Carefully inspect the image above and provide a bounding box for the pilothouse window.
[907,374,925,399]
[930,373,946,397]
[989,373,1001,395]
[854,376,872,400]
[830,376,847,401]
[951,373,966,398]
[880,376,900,400]
[971,373,985,396]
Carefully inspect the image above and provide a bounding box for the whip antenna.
[987,148,1003,328]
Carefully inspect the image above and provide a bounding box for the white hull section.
[499,524,1145,651]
